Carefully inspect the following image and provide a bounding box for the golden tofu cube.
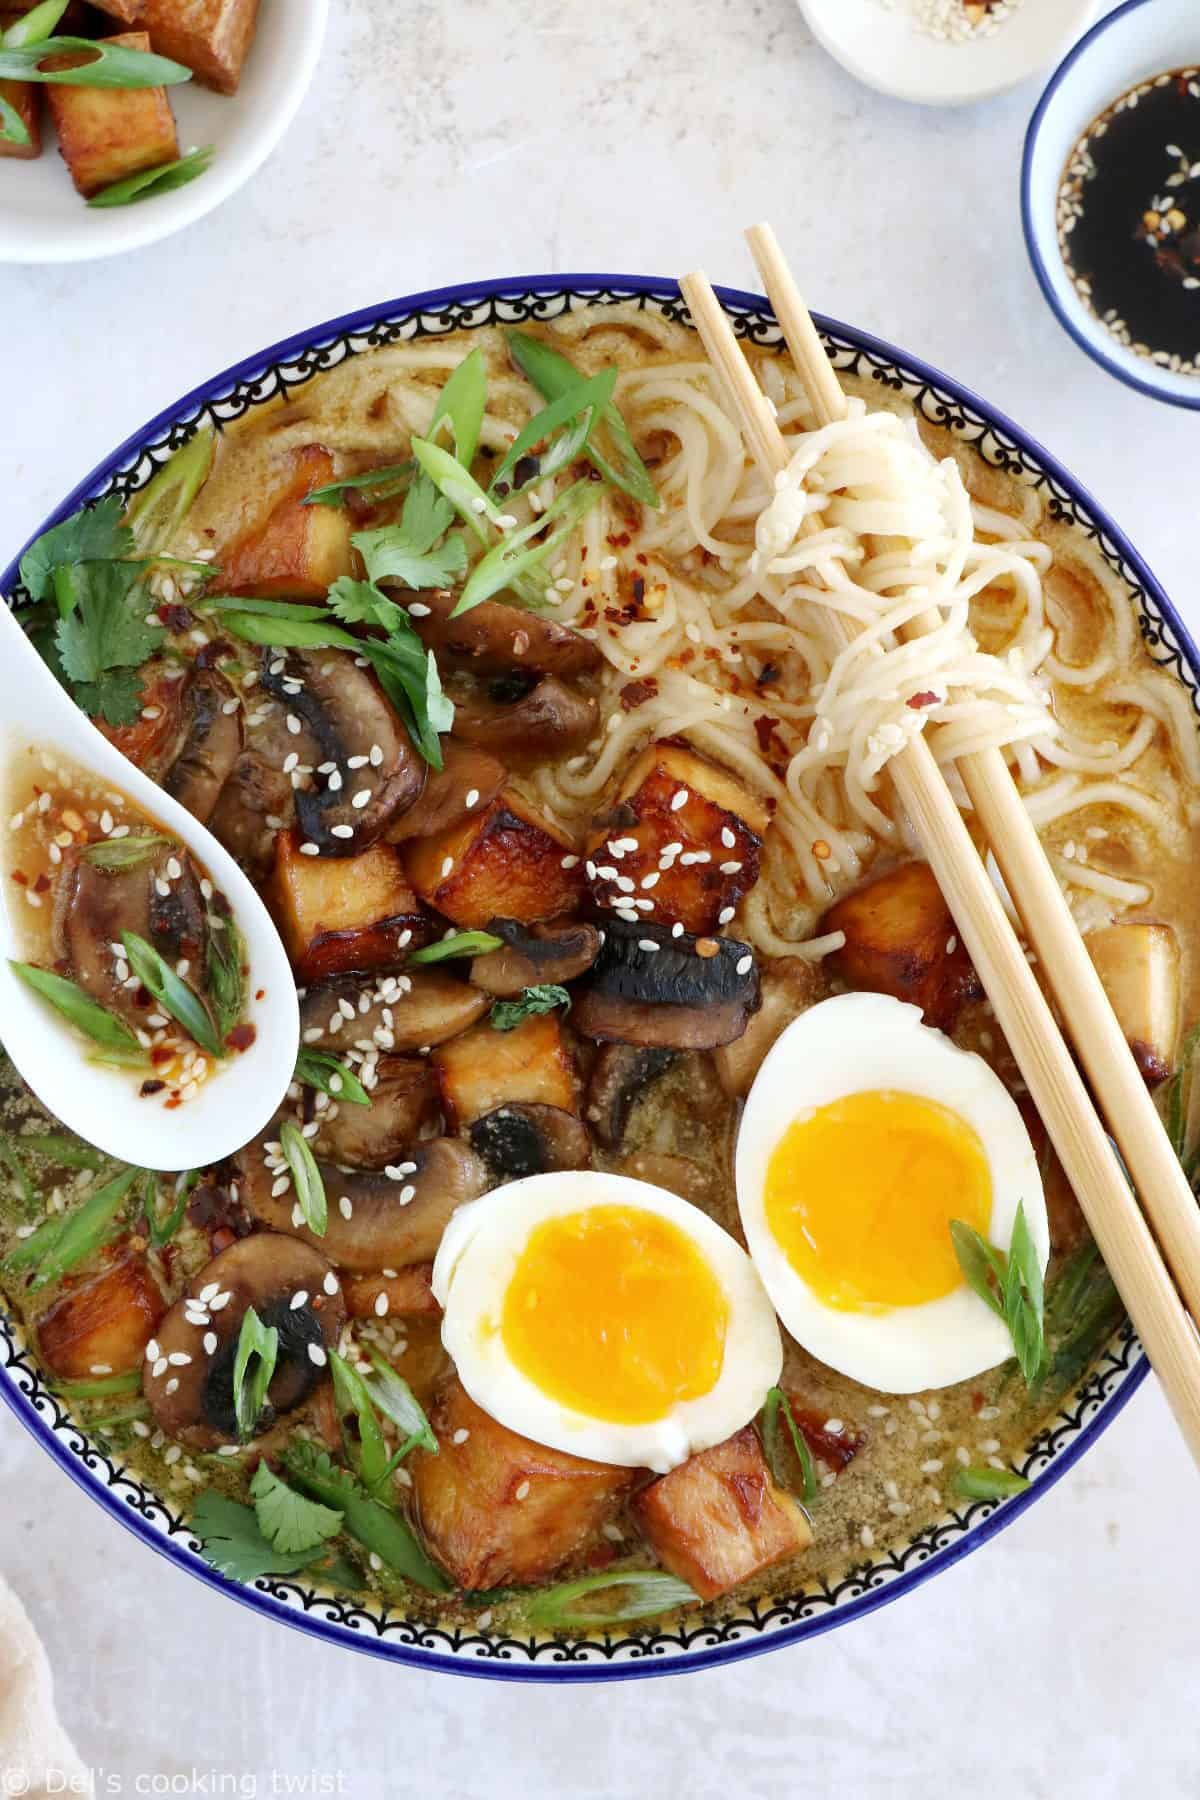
[44,31,177,198]
[412,1379,635,1589]
[344,1264,440,1321]
[433,1010,579,1129]
[586,742,767,935]
[822,859,981,1032]
[1085,922,1180,1086]
[141,0,259,93]
[403,788,584,928]
[632,1426,812,1602]
[37,1247,165,1382]
[221,445,352,598]
[270,829,431,983]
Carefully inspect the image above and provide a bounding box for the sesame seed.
[352,789,372,809]
[735,954,753,975]
[204,1332,218,1355]
[299,842,320,857]
[860,1525,875,1549]
[165,1378,179,1396]
[146,1339,160,1362]
[369,744,384,767]
[331,824,355,839]
[168,1352,192,1367]
[339,1196,353,1219]
[286,715,302,736]
[152,1357,168,1379]
[347,754,369,769]
[670,789,689,812]
[452,1428,470,1445]
[945,935,957,956]
[720,860,743,874]
[441,856,454,878]
[323,1272,339,1295]
[308,1344,328,1367]
[560,854,579,869]
[671,922,685,938]
[638,939,660,953]
[374,1293,390,1317]
[290,1290,309,1310]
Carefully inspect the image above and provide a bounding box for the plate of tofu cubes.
[0,0,328,262]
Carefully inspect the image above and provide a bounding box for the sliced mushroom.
[143,1234,346,1449]
[399,587,603,679]
[469,1103,593,1182]
[585,1045,677,1147]
[54,846,208,1029]
[258,648,425,853]
[469,916,601,998]
[385,740,507,844]
[161,668,244,825]
[311,1056,440,1169]
[450,675,598,761]
[209,751,294,884]
[238,1135,488,1272]
[298,969,489,1053]
[572,920,760,1050]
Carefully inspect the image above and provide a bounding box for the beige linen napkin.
[0,1574,91,1799]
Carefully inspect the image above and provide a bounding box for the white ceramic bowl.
[798,0,1101,108]
[1022,0,1200,407]
[0,0,328,265]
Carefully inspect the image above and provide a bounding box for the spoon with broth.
[0,574,298,1173]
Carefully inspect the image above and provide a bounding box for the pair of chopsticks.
[681,224,1200,1467]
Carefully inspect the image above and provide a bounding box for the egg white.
[736,992,1049,1393]
[433,1170,783,1473]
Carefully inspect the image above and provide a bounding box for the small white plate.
[798,0,1102,107]
[0,0,328,265]
[1022,0,1200,407]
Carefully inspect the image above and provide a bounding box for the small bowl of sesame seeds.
[1022,0,1200,406]
[798,0,1102,108]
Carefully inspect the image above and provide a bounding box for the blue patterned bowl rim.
[1,273,1185,1683]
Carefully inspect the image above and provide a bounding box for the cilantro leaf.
[283,1442,450,1593]
[490,985,572,1031]
[72,669,144,727]
[19,496,132,603]
[51,558,164,726]
[350,462,468,592]
[190,1491,329,1583]
[326,576,404,631]
[251,1462,343,1555]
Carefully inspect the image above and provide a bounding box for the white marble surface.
[2,1,1198,1793]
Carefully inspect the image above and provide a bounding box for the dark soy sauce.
[1057,67,1200,376]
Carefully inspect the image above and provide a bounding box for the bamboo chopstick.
[744,220,1200,1335]
[679,259,1200,1468]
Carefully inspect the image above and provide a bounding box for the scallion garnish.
[760,1386,817,1504]
[329,1350,393,1491]
[0,35,192,86]
[279,1119,326,1237]
[488,367,617,499]
[294,1049,370,1108]
[523,1570,697,1630]
[88,145,214,209]
[951,1466,1031,1502]
[0,92,29,147]
[80,832,172,870]
[452,478,603,616]
[20,1164,141,1292]
[362,1347,438,1456]
[126,427,215,556]
[2,2,71,47]
[9,961,144,1058]
[205,915,245,1046]
[232,1305,279,1442]
[144,1168,199,1249]
[53,1369,144,1399]
[303,462,414,509]
[950,1200,1046,1388]
[282,1442,450,1592]
[120,930,224,1057]
[408,929,503,965]
[506,330,660,508]
[16,1131,108,1171]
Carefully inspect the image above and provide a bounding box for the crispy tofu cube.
[36,1248,165,1382]
[92,0,146,20]
[0,15,40,160]
[44,32,177,198]
[270,829,431,983]
[714,958,828,1097]
[1085,922,1180,1086]
[403,788,584,927]
[344,1264,440,1321]
[433,1011,579,1128]
[221,446,352,598]
[586,742,767,935]
[412,1379,636,1588]
[141,0,259,93]
[822,860,981,1032]
[632,1426,812,1602]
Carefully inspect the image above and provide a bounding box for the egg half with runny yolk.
[432,1172,783,1473]
[735,992,1049,1393]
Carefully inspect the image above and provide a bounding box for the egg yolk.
[499,1205,729,1424]
[764,1090,992,1312]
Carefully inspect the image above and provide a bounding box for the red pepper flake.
[619,678,659,712]
[164,1094,182,1110]
[255,988,265,1001]
[157,603,194,634]
[788,1401,866,1472]
[971,1391,986,1414]
[631,576,646,607]
[139,1078,167,1097]
[33,872,50,893]
[907,690,939,710]
[226,1022,257,1053]
[149,1045,174,1067]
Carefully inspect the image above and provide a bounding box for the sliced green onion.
[10,961,143,1056]
[363,1347,438,1456]
[760,1386,817,1504]
[0,91,30,146]
[488,367,617,499]
[0,1135,35,1213]
[303,462,414,509]
[202,595,337,622]
[952,1466,1031,1502]
[25,1164,142,1292]
[409,436,506,546]
[282,1446,450,1593]
[120,931,223,1057]
[126,427,215,556]
[507,330,660,508]
[16,1131,109,1171]
[524,1570,697,1630]
[2,1,69,47]
[0,35,193,85]
[329,1350,392,1491]
[428,347,488,468]
[409,930,503,965]
[52,1369,142,1399]
[145,1168,199,1249]
[294,1049,370,1108]
[279,1119,326,1237]
[233,1305,279,1441]
[80,833,173,871]
[453,478,603,616]
[88,146,213,209]
[206,916,245,1045]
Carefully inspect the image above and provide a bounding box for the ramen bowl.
[1,275,1183,1682]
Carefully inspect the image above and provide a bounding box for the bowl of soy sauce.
[1022,0,1200,407]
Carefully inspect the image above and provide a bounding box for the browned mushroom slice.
[585,1045,677,1147]
[469,1103,592,1183]
[161,668,244,825]
[258,648,425,853]
[385,740,507,844]
[469,916,601,998]
[399,587,603,679]
[450,675,598,761]
[209,751,295,884]
[299,970,490,1055]
[239,1135,488,1272]
[143,1234,346,1450]
[311,1056,440,1170]
[572,920,760,1052]
[53,846,208,1029]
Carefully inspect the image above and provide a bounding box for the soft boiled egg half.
[433,1171,782,1473]
[736,992,1049,1393]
